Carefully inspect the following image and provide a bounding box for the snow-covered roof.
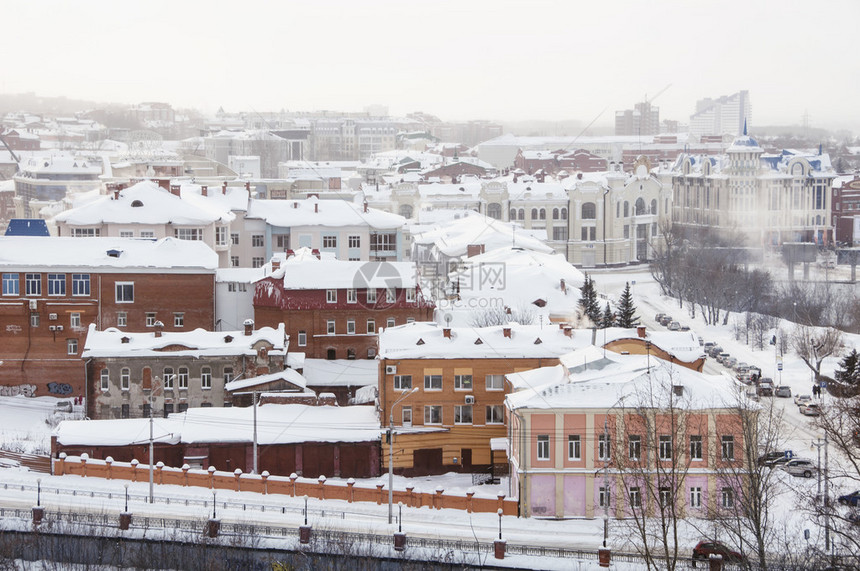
[301,359,380,387]
[411,212,553,258]
[246,196,405,229]
[0,236,218,271]
[224,368,307,392]
[82,323,287,358]
[378,322,588,360]
[262,248,418,289]
[17,153,102,176]
[601,327,705,363]
[216,267,265,283]
[53,403,382,446]
[507,351,745,411]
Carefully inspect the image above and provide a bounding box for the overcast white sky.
[4,0,859,131]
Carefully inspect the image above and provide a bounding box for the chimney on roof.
[443,327,452,339]
[637,326,646,338]
[154,320,164,338]
[286,249,295,258]
[170,184,181,197]
[311,248,320,259]
[466,244,485,258]
[113,189,120,200]
[271,258,280,271]
[503,327,512,339]
[673,385,684,397]
[222,181,228,195]
[293,201,299,209]
[201,185,208,197]
[560,279,566,293]
[363,200,368,213]
[244,319,254,336]
[157,179,170,191]
[577,172,583,180]
[314,202,318,213]
[563,326,573,338]
[244,181,251,193]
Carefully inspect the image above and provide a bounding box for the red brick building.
[0,237,217,398]
[833,175,860,246]
[253,249,434,360]
[556,149,608,173]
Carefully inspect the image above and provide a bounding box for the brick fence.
[52,454,518,516]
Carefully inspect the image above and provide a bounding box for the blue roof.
[4,219,50,237]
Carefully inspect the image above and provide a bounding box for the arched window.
[163,367,174,389]
[347,348,356,360]
[539,208,546,220]
[531,208,538,219]
[635,198,646,215]
[518,209,525,220]
[398,204,413,218]
[624,201,630,218]
[100,369,109,391]
[552,208,559,220]
[582,202,596,220]
[561,207,567,220]
[616,202,620,218]
[509,208,518,220]
[201,367,212,389]
[487,203,502,220]
[650,199,657,215]
[178,367,189,389]
[120,368,130,391]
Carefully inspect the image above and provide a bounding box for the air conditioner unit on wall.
[465,395,475,405]
[49,313,57,321]
[385,365,397,375]
[28,299,37,311]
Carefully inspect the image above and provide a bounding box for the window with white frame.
[366,319,375,333]
[120,231,134,239]
[690,435,703,460]
[659,435,672,460]
[215,226,227,246]
[326,320,335,334]
[629,487,641,508]
[231,233,239,245]
[146,313,156,327]
[348,235,360,248]
[326,289,337,303]
[252,257,264,268]
[72,228,99,237]
[485,374,504,390]
[424,375,442,390]
[537,435,550,460]
[178,367,189,389]
[115,282,134,303]
[252,234,264,247]
[599,487,611,508]
[174,313,184,327]
[322,235,337,248]
[347,319,355,334]
[26,273,41,296]
[659,487,672,507]
[568,435,581,460]
[386,317,395,328]
[201,367,212,389]
[72,274,90,296]
[598,434,611,461]
[721,435,735,460]
[454,375,472,390]
[690,487,702,508]
[100,369,109,391]
[386,288,396,303]
[298,331,307,346]
[47,274,65,296]
[140,231,155,239]
[223,367,233,384]
[231,256,240,267]
[117,312,127,327]
[454,405,473,425]
[406,288,416,302]
[163,367,174,389]
[366,288,377,303]
[424,405,442,425]
[721,487,735,509]
[30,314,39,327]
[2,273,19,296]
[402,406,412,425]
[67,338,78,355]
[174,228,202,241]
[628,435,642,461]
[121,368,130,391]
[486,405,504,424]
[70,313,81,328]
[347,289,357,303]
[394,375,412,390]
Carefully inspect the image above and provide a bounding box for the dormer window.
[131,200,144,207]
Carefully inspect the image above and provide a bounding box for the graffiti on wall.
[47,382,73,395]
[0,384,37,397]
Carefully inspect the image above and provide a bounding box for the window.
[72,228,99,237]
[174,313,184,328]
[231,233,240,245]
[252,257,264,268]
[140,231,155,239]
[348,235,360,248]
[322,235,337,248]
[163,403,174,417]
[215,226,227,247]
[406,288,416,302]
[67,338,78,355]
[721,487,735,509]
[387,317,395,328]
[201,367,212,389]
[178,367,189,389]
[537,435,550,460]
[370,233,396,251]
[163,368,174,390]
[424,405,442,425]
[659,487,672,507]
[146,313,156,327]
[347,319,355,334]
[690,435,702,460]
[178,403,188,413]
[629,487,641,508]
[47,274,66,296]
[2,273,19,296]
[486,374,504,391]
[598,434,611,461]
[26,273,41,296]
[298,331,307,346]
[394,375,412,390]
[69,313,81,328]
[72,274,90,296]
[599,487,611,508]
[402,406,412,425]
[721,436,735,461]
[174,228,202,241]
[121,368,130,391]
[347,289,357,303]
[366,319,376,334]
[690,487,702,508]
[628,435,641,461]
[327,289,337,303]
[231,256,240,267]
[117,312,127,327]
[120,231,134,239]
[568,435,581,460]
[424,374,442,390]
[553,227,569,241]
[454,405,473,425]
[659,435,672,460]
[30,314,39,327]
[486,405,504,424]
[121,404,130,418]
[366,288,377,303]
[252,234,264,247]
[223,367,233,384]
[115,282,134,303]
[326,320,335,334]
[386,288,396,303]
[454,375,472,390]
[100,369,109,391]
[582,202,596,219]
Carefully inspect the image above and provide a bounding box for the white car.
[794,395,813,407]
[783,459,816,478]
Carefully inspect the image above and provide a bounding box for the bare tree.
[468,304,536,327]
[789,325,845,382]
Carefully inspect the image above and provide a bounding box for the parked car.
[724,357,738,369]
[679,325,691,331]
[758,451,792,467]
[800,403,820,416]
[668,321,681,331]
[738,372,753,384]
[734,361,749,372]
[691,541,746,567]
[659,315,673,326]
[708,346,724,358]
[757,380,774,397]
[838,491,860,507]
[716,352,731,365]
[795,394,813,407]
[703,342,715,352]
[655,313,666,322]
[775,385,792,398]
[698,336,704,346]
[745,387,760,401]
[784,459,816,478]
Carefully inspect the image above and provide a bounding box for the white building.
[689,91,751,140]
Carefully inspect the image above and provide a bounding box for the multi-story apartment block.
[0,237,217,397]
[253,248,434,360]
[82,321,290,420]
[14,153,102,217]
[689,90,751,140]
[672,130,835,245]
[507,350,747,518]
[615,101,660,137]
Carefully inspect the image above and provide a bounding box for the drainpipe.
[603,187,609,266]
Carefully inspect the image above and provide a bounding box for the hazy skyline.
[4,0,859,132]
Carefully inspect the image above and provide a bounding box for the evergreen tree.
[600,302,615,329]
[616,282,640,328]
[578,274,601,325]
[835,348,860,386]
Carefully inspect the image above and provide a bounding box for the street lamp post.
[389,387,418,524]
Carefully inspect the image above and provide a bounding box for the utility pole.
[149,392,154,503]
[813,438,823,499]
[252,391,259,474]
[603,417,609,548]
[824,433,830,555]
